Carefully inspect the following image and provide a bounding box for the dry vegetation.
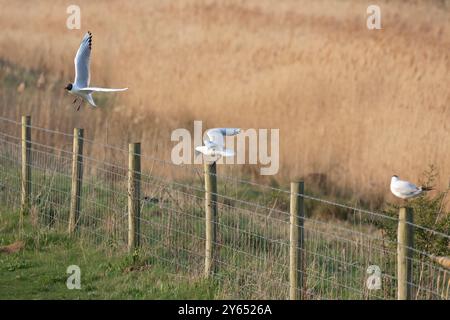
[0,0,449,204]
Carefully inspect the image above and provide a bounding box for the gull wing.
[392,179,419,194]
[218,149,235,157]
[74,32,92,88]
[78,87,128,93]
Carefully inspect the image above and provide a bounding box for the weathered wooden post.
[204,161,217,278]
[21,115,31,220]
[68,128,84,234]
[128,142,141,251]
[397,207,414,300]
[290,181,305,300]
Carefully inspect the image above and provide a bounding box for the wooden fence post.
[68,128,84,234]
[21,115,31,220]
[290,181,305,300]
[397,207,414,300]
[128,143,141,252]
[204,161,217,278]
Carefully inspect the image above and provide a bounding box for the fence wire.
[0,116,448,300]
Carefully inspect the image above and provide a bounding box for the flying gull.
[65,31,127,110]
[195,128,241,162]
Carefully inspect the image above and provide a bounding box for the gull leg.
[76,99,83,111]
[72,98,79,111]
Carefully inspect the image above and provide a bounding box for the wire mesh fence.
[0,115,448,300]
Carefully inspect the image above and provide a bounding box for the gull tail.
[195,146,206,157]
[420,186,433,192]
[86,94,97,107]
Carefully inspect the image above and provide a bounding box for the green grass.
[0,209,216,299]
[0,162,394,299]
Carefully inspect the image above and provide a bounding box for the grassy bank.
[0,209,216,299]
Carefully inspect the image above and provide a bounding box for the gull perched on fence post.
[195,128,241,163]
[390,175,433,200]
[64,31,128,111]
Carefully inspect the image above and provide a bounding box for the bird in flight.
[65,31,127,111]
[390,175,433,200]
[195,128,241,162]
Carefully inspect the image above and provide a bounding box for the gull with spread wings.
[195,128,241,162]
[65,31,127,110]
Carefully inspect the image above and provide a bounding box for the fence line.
[5,115,448,235]
[0,115,448,300]
[0,115,404,222]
